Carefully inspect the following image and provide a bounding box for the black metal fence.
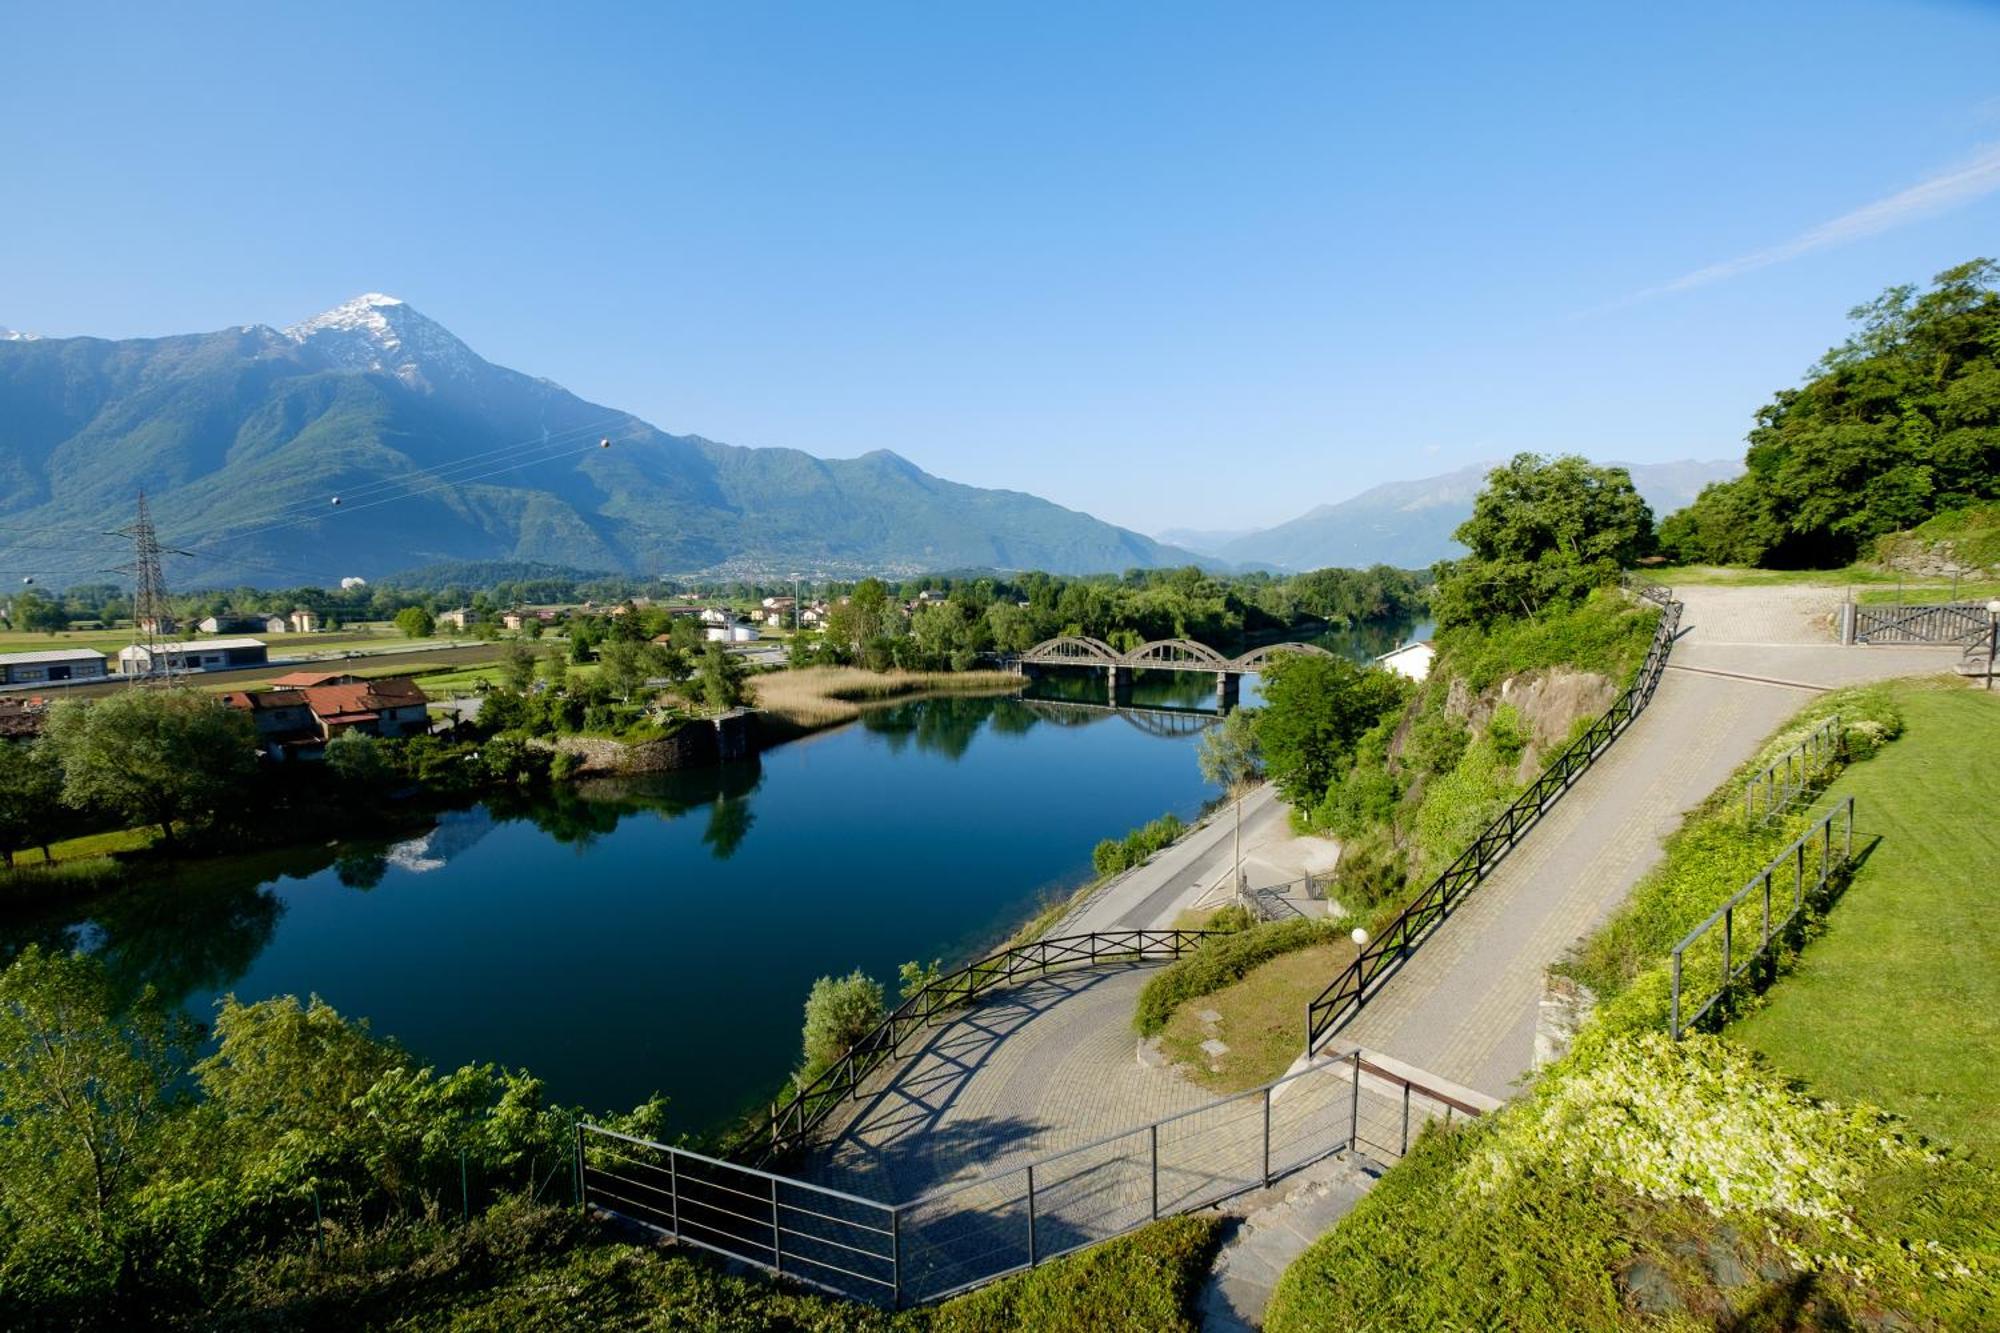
[583,1048,1479,1307]
[1851,601,1989,645]
[1743,715,1841,827]
[752,929,1220,1163]
[1669,796,1854,1038]
[1306,583,1682,1049]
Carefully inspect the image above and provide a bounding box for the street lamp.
[1350,926,1371,971]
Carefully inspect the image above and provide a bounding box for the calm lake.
[5,618,1424,1135]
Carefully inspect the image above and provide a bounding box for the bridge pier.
[1107,665,1133,706]
[1215,671,1240,712]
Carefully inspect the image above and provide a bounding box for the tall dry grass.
[749,666,1021,728]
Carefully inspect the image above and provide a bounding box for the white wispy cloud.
[1636,142,2000,300]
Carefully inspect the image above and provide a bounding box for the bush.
[1091,812,1186,878]
[1134,918,1339,1036]
[800,970,886,1078]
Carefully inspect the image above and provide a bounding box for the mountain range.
[0,295,1741,589]
[0,295,1199,587]
[1164,458,1742,570]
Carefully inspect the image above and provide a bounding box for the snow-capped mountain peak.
[285,293,480,387]
[0,326,41,341]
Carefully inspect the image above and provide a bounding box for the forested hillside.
[1660,259,2000,568]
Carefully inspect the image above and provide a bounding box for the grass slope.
[1730,684,2000,1157]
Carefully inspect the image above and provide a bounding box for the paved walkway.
[1332,584,1958,1099]
[802,584,1961,1322]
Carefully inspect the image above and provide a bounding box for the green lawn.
[1731,683,2000,1157]
[11,825,158,865]
[1160,942,1341,1091]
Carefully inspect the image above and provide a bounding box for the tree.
[597,639,657,702]
[1657,259,2000,568]
[43,689,257,847]
[0,739,64,866]
[1252,654,1410,805]
[1431,453,1653,629]
[696,643,747,712]
[500,640,539,694]
[0,946,192,1251]
[10,590,69,634]
[324,730,392,796]
[393,606,436,639]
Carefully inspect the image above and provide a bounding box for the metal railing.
[1851,601,1989,646]
[752,929,1220,1163]
[1669,796,1855,1038]
[1306,583,1682,1049]
[582,1048,1479,1307]
[1238,872,1322,922]
[1743,715,1841,826]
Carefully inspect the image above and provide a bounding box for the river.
[3,617,1426,1135]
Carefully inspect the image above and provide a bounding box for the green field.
[1731,683,2000,1156]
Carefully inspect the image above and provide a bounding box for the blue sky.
[4,2,1998,535]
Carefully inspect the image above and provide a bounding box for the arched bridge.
[1016,636,1334,708]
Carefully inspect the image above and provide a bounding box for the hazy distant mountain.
[1213,458,1743,570]
[0,295,1201,586]
[1153,526,1257,557]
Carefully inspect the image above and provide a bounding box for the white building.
[117,638,269,675]
[0,648,108,685]
[705,620,761,643]
[1374,639,1436,683]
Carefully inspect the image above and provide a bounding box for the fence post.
[1670,950,1682,1039]
[1722,906,1733,1000]
[890,1207,902,1310]
[1349,1051,1361,1147]
[1401,1081,1412,1156]
[1150,1123,1160,1221]
[574,1124,585,1213]
[1262,1085,1273,1186]
[770,1176,782,1274]
[1026,1165,1037,1268]
[460,1147,469,1223]
[1844,798,1853,860]
[668,1147,679,1238]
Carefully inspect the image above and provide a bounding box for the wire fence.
[1670,796,1855,1038]
[1306,581,1682,1049]
[583,1047,1478,1307]
[752,929,1220,1163]
[1743,715,1841,827]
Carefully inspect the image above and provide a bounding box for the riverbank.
[750,665,1022,735]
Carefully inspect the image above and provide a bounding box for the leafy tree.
[0,738,64,866]
[10,589,69,634]
[324,730,392,796]
[597,639,657,702]
[1431,453,1653,629]
[393,605,436,639]
[1661,259,2000,567]
[43,690,257,847]
[798,970,885,1078]
[500,640,539,694]
[0,947,193,1257]
[695,643,747,712]
[1252,653,1410,805]
[1197,707,1262,793]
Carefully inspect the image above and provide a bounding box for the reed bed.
[749,666,1021,728]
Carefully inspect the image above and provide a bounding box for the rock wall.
[545,711,761,775]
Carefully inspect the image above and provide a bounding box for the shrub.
[800,970,886,1077]
[1091,812,1186,878]
[1134,918,1339,1036]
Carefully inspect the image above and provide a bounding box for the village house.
[260,614,293,633]
[437,609,472,631]
[116,638,269,675]
[196,613,267,634]
[289,608,322,633]
[704,618,760,643]
[501,612,525,631]
[221,675,432,757]
[0,647,108,685]
[216,687,322,759]
[699,607,733,626]
[1375,639,1436,683]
